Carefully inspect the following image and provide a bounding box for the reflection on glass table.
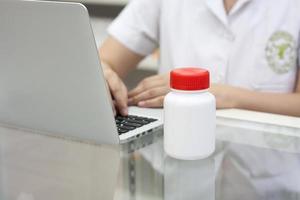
[116,126,300,200]
[0,118,300,200]
[0,126,120,200]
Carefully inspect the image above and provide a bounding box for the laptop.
[0,0,163,144]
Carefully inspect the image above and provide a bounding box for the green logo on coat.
[265,31,296,74]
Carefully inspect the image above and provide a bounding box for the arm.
[211,70,300,117]
[99,36,144,115]
[98,0,160,116]
[99,36,144,78]
[128,70,300,117]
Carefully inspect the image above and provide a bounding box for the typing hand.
[102,64,128,116]
[128,76,239,109]
[128,74,170,108]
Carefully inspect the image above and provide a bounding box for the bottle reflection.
[164,156,215,200]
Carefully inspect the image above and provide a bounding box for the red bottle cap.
[170,67,210,90]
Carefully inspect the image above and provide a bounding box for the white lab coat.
[108,0,300,92]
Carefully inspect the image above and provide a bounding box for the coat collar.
[205,0,228,26]
[205,0,253,26]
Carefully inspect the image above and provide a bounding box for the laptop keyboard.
[115,115,158,135]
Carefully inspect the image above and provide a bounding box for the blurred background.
[46,0,158,89]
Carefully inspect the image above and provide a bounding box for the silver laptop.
[0,0,163,144]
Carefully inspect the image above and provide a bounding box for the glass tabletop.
[0,117,300,200]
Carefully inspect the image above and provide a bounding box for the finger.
[128,86,169,105]
[112,100,117,116]
[107,74,128,116]
[128,75,164,98]
[105,78,118,116]
[137,96,165,108]
[113,82,128,116]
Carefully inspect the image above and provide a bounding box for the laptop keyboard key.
[145,118,157,122]
[124,121,142,127]
[119,124,135,131]
[115,114,158,134]
[118,128,129,135]
[126,119,148,125]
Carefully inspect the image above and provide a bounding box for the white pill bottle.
[164,67,216,160]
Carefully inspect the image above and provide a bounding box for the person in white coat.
[99,0,300,117]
